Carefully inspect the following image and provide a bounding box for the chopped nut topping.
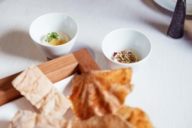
[112,50,139,64]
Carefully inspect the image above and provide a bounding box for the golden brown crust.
[92,68,132,104]
[72,114,132,128]
[116,106,153,128]
[70,68,132,120]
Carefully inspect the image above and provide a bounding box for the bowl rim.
[29,12,79,48]
[101,28,151,66]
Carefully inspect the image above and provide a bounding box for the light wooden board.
[0,48,100,106]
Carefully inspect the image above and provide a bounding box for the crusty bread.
[70,68,132,120]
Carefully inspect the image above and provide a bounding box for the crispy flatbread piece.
[12,66,70,117]
[9,111,131,128]
[92,68,132,103]
[8,110,36,128]
[37,88,70,117]
[116,106,153,128]
[9,110,68,128]
[12,66,52,107]
[35,113,67,128]
[72,114,132,128]
[70,68,132,119]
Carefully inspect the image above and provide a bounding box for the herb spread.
[42,32,70,46]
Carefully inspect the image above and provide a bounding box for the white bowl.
[29,13,78,59]
[102,28,151,69]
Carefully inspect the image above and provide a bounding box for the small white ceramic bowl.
[29,13,78,59]
[102,28,151,69]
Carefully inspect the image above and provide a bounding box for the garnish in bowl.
[112,49,140,64]
[42,32,70,46]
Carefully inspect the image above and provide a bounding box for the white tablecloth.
[1,0,192,127]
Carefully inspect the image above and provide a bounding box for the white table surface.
[1,0,192,128]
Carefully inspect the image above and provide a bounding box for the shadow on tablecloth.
[141,0,192,40]
[138,0,170,35]
[141,0,192,19]
[141,0,172,16]
[0,29,46,61]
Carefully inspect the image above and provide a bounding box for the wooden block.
[39,54,78,83]
[0,48,99,106]
[73,48,100,72]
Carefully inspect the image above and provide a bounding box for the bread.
[12,66,70,117]
[70,68,132,119]
[116,106,153,128]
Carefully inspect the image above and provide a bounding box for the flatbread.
[12,66,52,107]
[12,66,70,117]
[10,67,152,128]
[35,113,67,128]
[9,111,131,128]
[8,110,68,128]
[37,88,70,117]
[92,68,132,104]
[116,106,153,128]
[72,114,132,128]
[70,68,132,120]
[8,110,36,128]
